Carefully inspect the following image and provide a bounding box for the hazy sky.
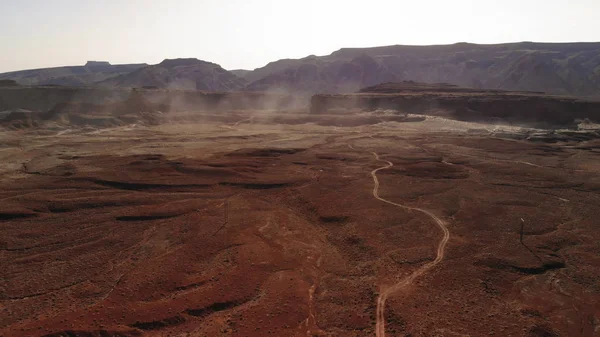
[1,0,599,73]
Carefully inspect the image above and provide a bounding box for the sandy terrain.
[1,113,600,337]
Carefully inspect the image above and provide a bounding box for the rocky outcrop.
[85,61,111,67]
[0,79,18,87]
[246,54,396,95]
[0,86,301,129]
[310,83,600,127]
[0,86,131,111]
[245,42,600,96]
[98,58,247,91]
[1,90,160,129]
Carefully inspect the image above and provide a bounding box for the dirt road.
[369,152,451,337]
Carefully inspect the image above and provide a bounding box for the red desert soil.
[1,114,600,337]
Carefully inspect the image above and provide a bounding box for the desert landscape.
[1,80,600,337]
[3,0,600,333]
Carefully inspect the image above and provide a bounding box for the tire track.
[366,151,450,337]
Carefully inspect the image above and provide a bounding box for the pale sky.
[1,0,599,73]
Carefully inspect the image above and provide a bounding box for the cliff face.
[0,86,301,129]
[245,42,600,97]
[310,83,600,127]
[3,82,598,130]
[245,54,397,95]
[0,79,18,87]
[0,87,131,111]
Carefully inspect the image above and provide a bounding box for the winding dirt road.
[369,152,451,337]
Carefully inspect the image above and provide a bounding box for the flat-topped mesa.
[0,85,302,130]
[310,82,600,127]
[358,81,545,94]
[159,58,214,68]
[0,79,18,87]
[360,81,484,94]
[85,61,111,67]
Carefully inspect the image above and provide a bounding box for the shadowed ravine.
[367,151,451,337]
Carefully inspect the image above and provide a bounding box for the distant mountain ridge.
[0,61,148,86]
[98,58,246,91]
[1,42,600,96]
[242,42,600,96]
